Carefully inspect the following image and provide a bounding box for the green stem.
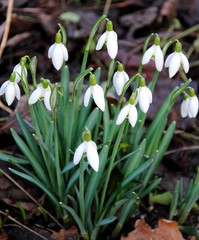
[170,24,199,41]
[81,15,106,72]
[105,59,115,96]
[79,160,85,227]
[98,122,126,216]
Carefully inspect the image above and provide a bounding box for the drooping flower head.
[116,92,138,128]
[0,73,21,106]
[84,73,105,111]
[13,57,28,83]
[165,41,189,78]
[181,88,198,118]
[73,128,99,172]
[136,77,152,113]
[142,35,164,72]
[113,63,129,96]
[48,31,68,71]
[96,20,118,59]
[28,78,52,111]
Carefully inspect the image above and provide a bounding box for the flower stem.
[105,59,115,96]
[79,160,85,226]
[98,122,126,216]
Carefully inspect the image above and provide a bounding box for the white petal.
[13,64,21,83]
[5,82,15,105]
[51,44,64,70]
[168,53,181,78]
[180,99,189,118]
[113,71,118,86]
[188,96,198,118]
[145,86,152,103]
[116,104,130,125]
[139,87,151,113]
[154,46,164,71]
[44,87,51,111]
[142,45,155,65]
[14,83,21,100]
[135,88,140,105]
[61,43,69,61]
[92,85,105,111]
[122,71,129,82]
[73,142,85,165]
[165,52,175,68]
[181,53,189,73]
[86,141,99,172]
[106,31,118,59]
[128,105,138,127]
[48,43,56,58]
[28,86,43,105]
[84,87,92,107]
[96,31,107,50]
[0,80,9,95]
[113,72,126,96]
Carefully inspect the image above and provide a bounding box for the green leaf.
[121,159,152,189]
[59,12,81,23]
[16,111,42,159]
[124,138,146,177]
[85,108,100,132]
[96,216,117,227]
[0,152,28,164]
[60,203,88,238]
[143,121,176,187]
[11,128,48,184]
[9,168,58,206]
[85,145,109,213]
[62,162,75,174]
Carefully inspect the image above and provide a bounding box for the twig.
[0,168,64,228]
[165,145,199,155]
[0,210,48,240]
[0,100,13,114]
[0,0,14,58]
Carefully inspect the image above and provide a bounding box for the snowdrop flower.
[84,74,105,111]
[96,20,118,59]
[142,36,164,72]
[28,78,52,111]
[116,93,138,127]
[165,41,189,78]
[113,63,129,95]
[0,73,21,106]
[73,128,99,172]
[48,31,68,70]
[136,77,152,113]
[181,88,198,118]
[13,57,28,82]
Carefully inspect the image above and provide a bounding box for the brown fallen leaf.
[51,226,80,240]
[121,218,187,240]
[0,231,8,240]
